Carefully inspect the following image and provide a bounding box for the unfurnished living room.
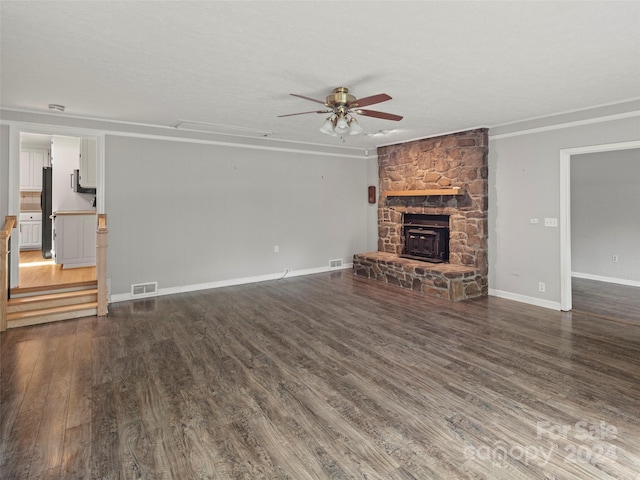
[1,2,639,479]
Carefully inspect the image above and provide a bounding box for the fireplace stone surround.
[353,128,488,301]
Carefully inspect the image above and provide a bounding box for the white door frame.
[559,140,640,311]
[8,122,106,288]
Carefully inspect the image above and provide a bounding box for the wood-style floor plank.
[572,277,640,325]
[1,271,640,479]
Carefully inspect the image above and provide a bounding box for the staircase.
[7,281,98,329]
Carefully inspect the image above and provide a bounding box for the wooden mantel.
[382,188,466,197]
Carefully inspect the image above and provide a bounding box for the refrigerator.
[41,166,53,258]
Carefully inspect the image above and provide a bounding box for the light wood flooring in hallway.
[14,250,96,291]
[1,271,639,479]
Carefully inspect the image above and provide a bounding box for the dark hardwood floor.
[572,277,640,325]
[2,271,639,479]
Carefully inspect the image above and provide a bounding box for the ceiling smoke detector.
[48,104,65,112]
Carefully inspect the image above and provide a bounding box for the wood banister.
[96,214,108,316]
[1,216,17,236]
[1,216,18,332]
[98,214,107,231]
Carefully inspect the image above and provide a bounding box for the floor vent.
[330,259,343,268]
[131,282,158,297]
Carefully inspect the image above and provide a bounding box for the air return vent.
[131,282,158,297]
[329,259,343,268]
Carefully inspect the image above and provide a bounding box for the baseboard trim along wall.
[488,289,562,311]
[110,263,353,304]
[572,272,640,288]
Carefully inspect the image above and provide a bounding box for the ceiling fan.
[278,87,403,138]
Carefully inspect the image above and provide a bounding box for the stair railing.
[97,214,109,316]
[1,216,17,332]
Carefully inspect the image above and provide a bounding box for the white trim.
[490,111,640,140]
[1,118,370,160]
[572,272,640,288]
[110,263,353,304]
[490,97,640,130]
[559,140,640,311]
[489,289,561,311]
[106,130,370,159]
[8,125,21,287]
[0,109,369,158]
[559,149,572,311]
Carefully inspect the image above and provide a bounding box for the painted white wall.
[571,148,640,282]
[105,135,376,297]
[489,114,640,309]
[52,135,94,212]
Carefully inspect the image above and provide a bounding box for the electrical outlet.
[274,245,279,253]
[538,282,546,293]
[612,255,619,263]
[530,218,540,224]
[544,218,558,227]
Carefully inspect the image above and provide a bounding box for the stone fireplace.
[353,128,488,301]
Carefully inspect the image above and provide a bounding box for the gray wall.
[489,114,640,306]
[105,135,377,296]
[571,148,640,281]
[0,125,9,222]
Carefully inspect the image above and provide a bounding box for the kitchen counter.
[53,210,97,216]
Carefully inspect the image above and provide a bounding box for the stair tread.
[8,288,98,305]
[7,302,98,321]
[10,280,98,296]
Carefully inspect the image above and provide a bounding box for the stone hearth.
[353,252,485,301]
[354,128,489,301]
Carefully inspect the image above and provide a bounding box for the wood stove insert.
[401,214,450,263]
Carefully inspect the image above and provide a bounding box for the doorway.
[15,132,98,291]
[8,124,105,291]
[559,140,640,311]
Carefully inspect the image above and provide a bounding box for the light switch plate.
[544,218,558,227]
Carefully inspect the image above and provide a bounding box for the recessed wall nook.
[354,128,489,301]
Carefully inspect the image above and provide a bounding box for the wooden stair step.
[7,289,98,313]
[10,280,98,298]
[7,302,99,329]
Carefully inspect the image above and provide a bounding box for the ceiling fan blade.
[277,110,330,118]
[289,93,327,105]
[348,93,392,108]
[355,109,403,121]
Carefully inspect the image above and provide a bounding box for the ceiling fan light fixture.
[281,86,402,141]
[334,115,350,134]
[347,117,363,135]
[319,117,337,136]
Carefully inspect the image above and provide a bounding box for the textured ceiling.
[2,1,639,150]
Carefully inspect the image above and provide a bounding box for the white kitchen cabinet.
[20,149,49,191]
[54,212,96,268]
[19,212,42,250]
[79,138,97,189]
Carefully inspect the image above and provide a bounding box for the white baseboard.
[571,272,640,288]
[489,289,562,311]
[110,263,353,304]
